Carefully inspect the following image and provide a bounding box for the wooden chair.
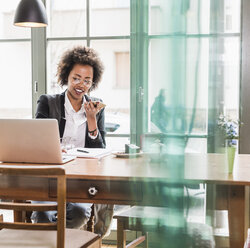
[0,165,101,248]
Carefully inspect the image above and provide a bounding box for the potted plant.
[217,115,242,173]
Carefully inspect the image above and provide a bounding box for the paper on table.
[66,147,112,159]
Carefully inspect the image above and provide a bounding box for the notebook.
[66,147,112,159]
[0,119,75,164]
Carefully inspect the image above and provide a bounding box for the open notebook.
[0,119,75,164]
[66,147,112,159]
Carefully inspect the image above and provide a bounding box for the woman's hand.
[84,100,100,120]
[84,100,99,136]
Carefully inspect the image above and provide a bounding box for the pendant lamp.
[14,0,48,27]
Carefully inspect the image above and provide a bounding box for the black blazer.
[35,91,106,148]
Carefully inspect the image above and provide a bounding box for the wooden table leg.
[117,219,126,248]
[228,185,249,248]
[13,200,26,222]
[0,214,3,230]
[87,204,95,232]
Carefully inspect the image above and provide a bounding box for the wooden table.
[1,153,250,248]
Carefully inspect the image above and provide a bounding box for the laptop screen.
[0,119,67,164]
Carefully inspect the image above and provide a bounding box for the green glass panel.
[130,0,240,247]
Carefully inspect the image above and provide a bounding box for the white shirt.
[63,92,87,148]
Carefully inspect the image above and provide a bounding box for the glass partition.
[131,0,241,247]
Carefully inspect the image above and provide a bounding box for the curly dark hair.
[57,46,104,92]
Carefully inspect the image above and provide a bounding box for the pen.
[77,149,89,153]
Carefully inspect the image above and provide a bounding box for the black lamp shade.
[14,0,48,27]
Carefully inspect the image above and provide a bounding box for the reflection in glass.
[148,36,240,150]
[0,42,31,118]
[151,89,168,132]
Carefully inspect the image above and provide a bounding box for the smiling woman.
[36,46,105,147]
[32,46,113,235]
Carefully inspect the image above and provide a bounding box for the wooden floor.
[102,245,116,248]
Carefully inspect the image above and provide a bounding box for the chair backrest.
[0,165,66,248]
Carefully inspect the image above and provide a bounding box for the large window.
[0,1,31,118]
[141,0,241,153]
[0,0,242,150]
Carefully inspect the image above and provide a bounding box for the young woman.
[36,46,105,148]
[31,46,112,233]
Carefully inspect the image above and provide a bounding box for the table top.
[184,153,250,185]
[2,153,250,185]
[60,153,250,185]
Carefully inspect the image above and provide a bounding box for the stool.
[113,206,167,248]
[113,206,215,248]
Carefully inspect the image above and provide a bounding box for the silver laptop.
[0,119,75,164]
